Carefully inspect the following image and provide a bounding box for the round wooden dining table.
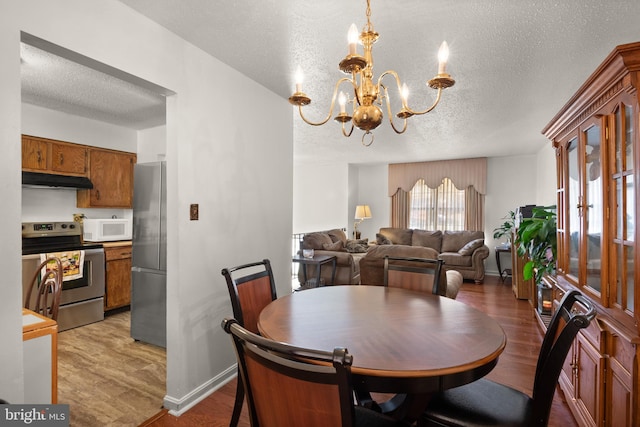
[258,285,506,418]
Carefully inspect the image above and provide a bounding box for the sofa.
[360,228,490,284]
[297,228,368,286]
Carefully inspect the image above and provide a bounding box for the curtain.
[409,178,465,230]
[388,158,487,230]
[391,188,410,228]
[465,185,484,231]
[388,158,487,196]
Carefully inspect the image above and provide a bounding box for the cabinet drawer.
[105,246,132,261]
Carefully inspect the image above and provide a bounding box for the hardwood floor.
[57,309,166,426]
[142,275,578,427]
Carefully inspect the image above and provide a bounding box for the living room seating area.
[296,227,489,288]
[370,228,490,284]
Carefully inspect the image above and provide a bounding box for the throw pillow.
[322,240,343,251]
[345,238,369,253]
[458,238,485,256]
[302,232,333,250]
[376,233,392,245]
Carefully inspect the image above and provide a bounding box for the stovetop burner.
[21,221,103,255]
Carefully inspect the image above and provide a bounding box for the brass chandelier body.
[288,0,455,146]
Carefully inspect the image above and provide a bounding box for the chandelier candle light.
[288,0,455,146]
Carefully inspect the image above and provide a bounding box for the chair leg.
[230,375,244,427]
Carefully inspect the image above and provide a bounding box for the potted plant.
[514,206,557,313]
[493,210,516,245]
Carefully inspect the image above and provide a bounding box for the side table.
[495,244,512,283]
[292,254,337,289]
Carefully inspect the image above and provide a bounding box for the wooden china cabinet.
[542,42,640,427]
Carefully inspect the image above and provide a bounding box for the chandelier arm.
[341,121,355,137]
[352,71,363,106]
[380,83,408,134]
[405,86,444,116]
[296,77,358,126]
[377,70,445,116]
[377,70,405,105]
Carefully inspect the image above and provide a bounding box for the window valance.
[388,158,487,196]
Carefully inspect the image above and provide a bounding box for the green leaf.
[523,261,534,280]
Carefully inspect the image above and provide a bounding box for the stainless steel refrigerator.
[131,161,167,348]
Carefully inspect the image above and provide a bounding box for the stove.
[22,221,106,331]
[21,221,103,255]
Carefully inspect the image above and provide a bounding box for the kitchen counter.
[101,240,132,248]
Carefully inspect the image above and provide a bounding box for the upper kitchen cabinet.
[77,148,137,208]
[22,135,88,176]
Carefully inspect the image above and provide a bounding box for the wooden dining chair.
[221,259,278,427]
[419,289,596,427]
[24,257,63,321]
[221,318,409,427]
[383,256,445,296]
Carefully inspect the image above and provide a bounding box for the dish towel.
[40,251,85,281]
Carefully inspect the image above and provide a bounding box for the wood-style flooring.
[57,309,166,426]
[141,275,578,427]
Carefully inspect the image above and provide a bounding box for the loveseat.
[360,228,490,284]
[297,228,368,286]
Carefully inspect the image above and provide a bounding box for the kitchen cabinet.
[22,134,88,176]
[22,308,58,404]
[543,42,640,427]
[77,148,137,208]
[104,242,132,311]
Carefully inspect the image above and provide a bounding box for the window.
[409,178,465,230]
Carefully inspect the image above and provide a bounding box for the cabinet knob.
[59,153,64,164]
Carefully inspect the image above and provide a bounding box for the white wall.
[484,155,539,274]
[354,164,388,241]
[22,103,138,151]
[2,0,293,411]
[292,160,348,233]
[536,142,557,206]
[137,125,167,163]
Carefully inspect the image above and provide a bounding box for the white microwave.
[83,218,132,242]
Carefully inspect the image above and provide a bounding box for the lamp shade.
[354,205,372,220]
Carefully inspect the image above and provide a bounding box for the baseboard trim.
[162,364,237,415]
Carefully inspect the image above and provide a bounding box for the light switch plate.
[190,204,199,220]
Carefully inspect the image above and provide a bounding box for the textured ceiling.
[21,39,167,130]
[22,1,640,164]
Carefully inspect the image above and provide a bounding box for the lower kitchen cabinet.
[22,309,58,404]
[104,243,132,311]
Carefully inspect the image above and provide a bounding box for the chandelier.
[288,0,455,146]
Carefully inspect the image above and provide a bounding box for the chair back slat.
[222,318,354,427]
[222,259,277,333]
[384,256,444,296]
[24,257,63,320]
[236,274,276,333]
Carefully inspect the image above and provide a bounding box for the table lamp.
[354,205,372,239]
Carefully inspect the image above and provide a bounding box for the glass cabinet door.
[583,121,603,295]
[567,137,580,279]
[562,118,605,298]
[611,101,635,314]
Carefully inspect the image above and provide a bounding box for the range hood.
[22,171,94,189]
